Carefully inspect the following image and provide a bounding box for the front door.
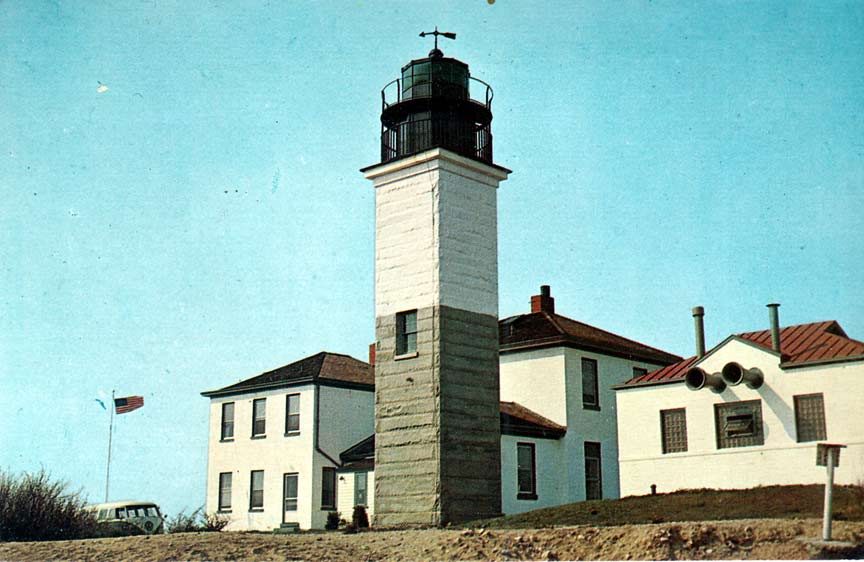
[282,473,298,523]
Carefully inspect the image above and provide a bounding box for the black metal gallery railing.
[381,76,493,111]
[381,117,493,164]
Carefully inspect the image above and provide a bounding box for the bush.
[325,510,341,530]
[352,505,369,529]
[0,469,97,542]
[202,512,230,532]
[164,507,228,533]
[165,507,202,533]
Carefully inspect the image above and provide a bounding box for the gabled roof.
[618,321,864,389]
[201,352,373,398]
[336,401,567,470]
[340,434,375,464]
[499,311,681,366]
[499,401,566,439]
[738,320,864,366]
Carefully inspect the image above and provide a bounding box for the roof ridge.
[543,311,567,336]
[736,320,837,337]
[551,312,682,358]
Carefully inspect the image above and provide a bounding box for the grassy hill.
[467,484,864,529]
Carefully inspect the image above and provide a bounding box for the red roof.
[619,321,864,388]
[499,311,681,366]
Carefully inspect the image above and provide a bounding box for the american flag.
[114,395,144,414]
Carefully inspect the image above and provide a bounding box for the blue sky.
[2,1,862,517]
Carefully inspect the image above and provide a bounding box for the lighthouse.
[362,31,510,526]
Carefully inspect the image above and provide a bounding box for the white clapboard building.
[615,305,864,497]
[202,286,680,530]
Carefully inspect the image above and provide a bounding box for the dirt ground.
[2,518,863,561]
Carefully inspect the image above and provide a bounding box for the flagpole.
[105,389,114,502]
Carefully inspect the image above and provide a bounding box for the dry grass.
[467,484,864,529]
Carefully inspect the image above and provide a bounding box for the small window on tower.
[396,310,418,357]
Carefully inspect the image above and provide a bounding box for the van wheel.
[144,521,154,532]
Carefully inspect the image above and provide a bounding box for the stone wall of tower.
[365,148,509,526]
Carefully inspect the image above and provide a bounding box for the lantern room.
[379,47,494,164]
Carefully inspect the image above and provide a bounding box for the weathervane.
[419,27,456,56]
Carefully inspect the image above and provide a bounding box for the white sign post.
[816,443,846,541]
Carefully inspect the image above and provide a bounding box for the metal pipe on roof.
[767,303,781,353]
[692,306,706,358]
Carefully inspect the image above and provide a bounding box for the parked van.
[86,500,164,535]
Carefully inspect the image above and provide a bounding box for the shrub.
[352,505,369,529]
[165,507,228,533]
[325,510,341,530]
[202,512,230,532]
[0,469,97,542]
[165,507,202,533]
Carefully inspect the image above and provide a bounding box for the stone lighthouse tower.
[362,32,510,526]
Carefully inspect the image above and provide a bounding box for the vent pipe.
[685,366,726,393]
[767,303,781,353]
[692,306,706,358]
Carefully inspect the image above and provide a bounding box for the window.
[252,398,266,437]
[220,402,234,441]
[584,442,603,500]
[249,470,264,511]
[355,471,368,506]
[582,358,599,409]
[632,366,649,378]
[283,473,298,512]
[660,408,688,454]
[218,472,232,511]
[795,393,826,442]
[516,442,537,500]
[715,400,764,449]
[396,310,418,356]
[321,467,337,510]
[285,394,300,434]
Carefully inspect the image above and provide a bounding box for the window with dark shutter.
[396,310,418,356]
[252,398,266,437]
[321,468,337,510]
[516,442,537,499]
[221,402,234,441]
[795,393,826,442]
[218,472,232,511]
[285,394,300,434]
[249,470,264,510]
[582,358,599,409]
[584,441,603,500]
[714,400,764,449]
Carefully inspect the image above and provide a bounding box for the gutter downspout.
[314,384,341,467]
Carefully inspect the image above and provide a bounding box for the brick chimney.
[368,342,376,366]
[531,285,555,314]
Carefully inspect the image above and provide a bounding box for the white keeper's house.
[615,304,864,497]
[201,285,680,530]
